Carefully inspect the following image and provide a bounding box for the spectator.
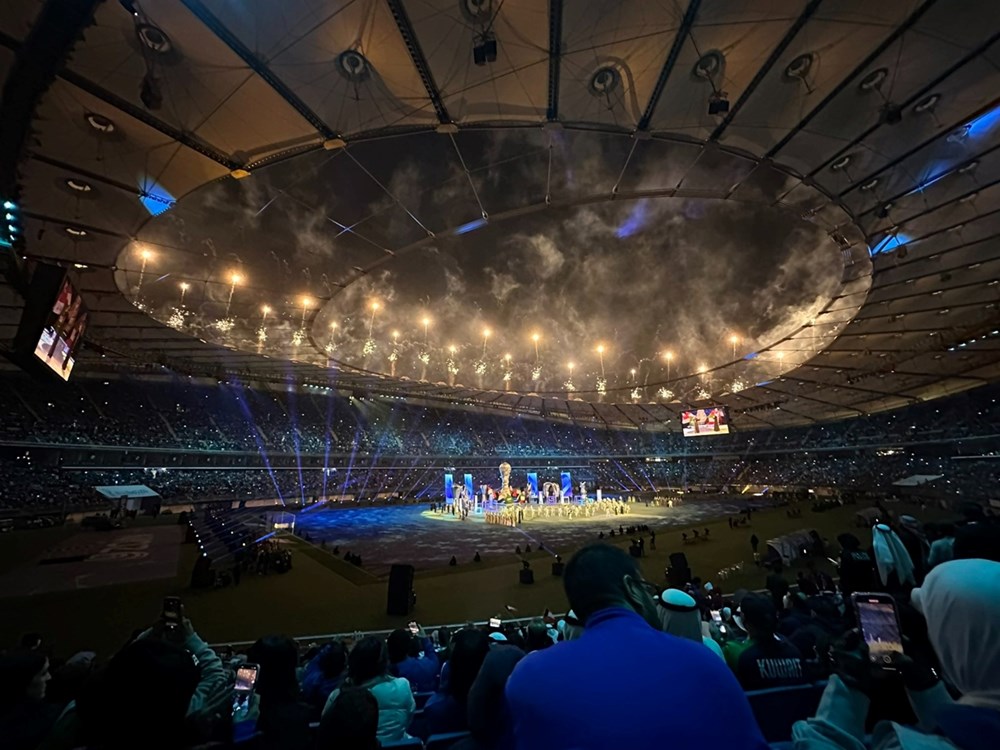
[655,588,724,660]
[523,619,554,653]
[766,569,790,610]
[0,649,57,750]
[455,644,525,750]
[387,625,440,693]
[316,687,379,750]
[423,628,490,736]
[323,636,415,744]
[45,614,228,750]
[793,558,1000,749]
[897,515,930,583]
[873,523,916,590]
[556,610,583,642]
[300,641,347,717]
[837,533,876,600]
[246,635,311,750]
[735,593,808,691]
[76,638,201,750]
[926,523,956,569]
[505,544,767,750]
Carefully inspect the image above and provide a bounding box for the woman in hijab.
[872,523,916,591]
[792,558,1000,749]
[656,589,725,660]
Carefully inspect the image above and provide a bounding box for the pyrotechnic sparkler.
[447,344,459,384]
[225,272,242,318]
[663,350,673,380]
[388,330,399,373]
[503,353,512,390]
[257,304,271,343]
[730,334,740,360]
[482,327,491,356]
[215,272,242,332]
[564,361,575,392]
[657,387,674,400]
[325,321,337,353]
[168,281,190,330]
[136,247,152,294]
[596,344,606,378]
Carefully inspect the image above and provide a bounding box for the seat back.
[414,691,434,708]
[426,731,473,750]
[746,681,826,742]
[382,736,423,750]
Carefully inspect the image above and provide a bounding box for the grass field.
[0,500,947,656]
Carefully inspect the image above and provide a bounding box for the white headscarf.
[911,558,1000,711]
[656,589,702,642]
[872,523,916,587]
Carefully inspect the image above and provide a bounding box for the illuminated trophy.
[499,461,512,502]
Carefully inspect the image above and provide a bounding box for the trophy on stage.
[499,461,512,503]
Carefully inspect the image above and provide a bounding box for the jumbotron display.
[681,407,730,437]
[12,262,89,382]
[33,276,88,381]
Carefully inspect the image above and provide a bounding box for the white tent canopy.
[765,529,817,566]
[95,485,159,499]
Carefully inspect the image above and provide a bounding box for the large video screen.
[681,406,730,437]
[31,276,88,381]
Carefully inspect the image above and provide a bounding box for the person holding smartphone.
[386,623,440,693]
[42,599,229,750]
[792,559,1000,750]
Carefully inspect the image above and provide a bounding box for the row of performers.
[484,499,632,526]
[458,486,587,504]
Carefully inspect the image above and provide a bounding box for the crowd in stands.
[2,502,998,750]
[2,374,1000,458]
[2,372,1000,512]
[4,451,1000,512]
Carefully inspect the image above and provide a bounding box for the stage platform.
[294,496,774,575]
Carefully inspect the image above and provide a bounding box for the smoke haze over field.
[130,129,852,400]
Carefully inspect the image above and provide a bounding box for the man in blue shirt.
[505,544,768,750]
[387,625,440,693]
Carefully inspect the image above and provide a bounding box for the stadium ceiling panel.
[2,0,1000,430]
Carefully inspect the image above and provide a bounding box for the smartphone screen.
[710,609,722,624]
[489,617,501,628]
[408,622,419,635]
[233,664,258,716]
[855,595,903,667]
[235,665,258,692]
[162,597,182,627]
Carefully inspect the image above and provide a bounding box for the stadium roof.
[2,0,1000,430]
